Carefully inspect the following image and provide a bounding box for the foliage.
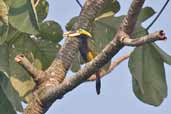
[0,0,62,113]
[0,0,171,113]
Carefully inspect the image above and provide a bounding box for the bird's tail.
[96,70,101,95]
[87,51,101,95]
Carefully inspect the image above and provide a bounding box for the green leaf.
[138,7,156,23]
[65,16,77,31]
[127,7,167,106]
[0,73,23,112]
[97,0,120,17]
[31,37,61,68]
[36,0,49,22]
[152,43,171,65]
[0,42,35,103]
[0,84,17,114]
[39,20,63,43]
[129,44,167,106]
[8,0,39,34]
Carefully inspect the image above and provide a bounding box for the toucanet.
[64,29,101,95]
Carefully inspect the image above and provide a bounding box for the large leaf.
[0,85,17,114]
[0,42,35,103]
[96,0,120,19]
[127,7,170,106]
[39,20,63,43]
[8,0,39,34]
[129,44,167,106]
[35,0,49,22]
[137,7,155,23]
[0,72,22,112]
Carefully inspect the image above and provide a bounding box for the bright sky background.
[40,0,171,114]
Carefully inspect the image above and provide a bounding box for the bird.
[64,28,101,95]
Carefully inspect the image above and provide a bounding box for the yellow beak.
[77,29,92,38]
[63,29,92,38]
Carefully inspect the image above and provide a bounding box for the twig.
[146,0,170,30]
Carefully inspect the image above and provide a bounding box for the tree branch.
[121,0,145,34]
[120,30,167,46]
[15,54,45,84]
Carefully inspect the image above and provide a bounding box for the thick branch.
[121,0,145,34]
[15,54,45,83]
[120,30,166,46]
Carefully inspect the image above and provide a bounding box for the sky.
[40,0,171,114]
